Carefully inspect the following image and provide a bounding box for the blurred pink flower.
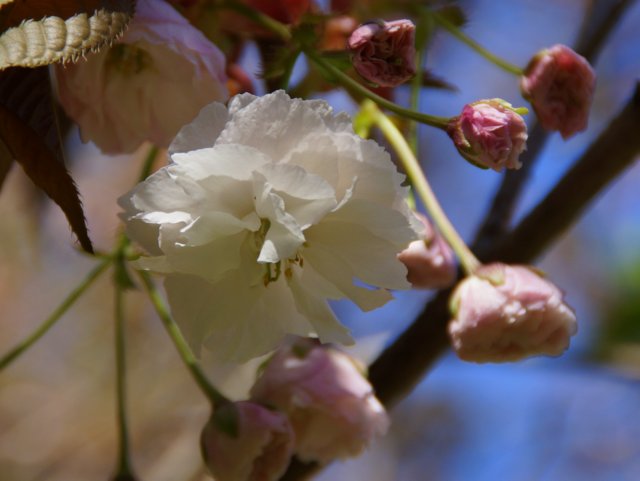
[448,263,577,363]
[250,339,389,463]
[348,19,416,87]
[54,0,228,154]
[521,44,596,139]
[200,401,294,481]
[447,99,528,171]
[398,213,457,289]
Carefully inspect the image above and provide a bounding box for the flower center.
[105,44,153,76]
[254,218,305,287]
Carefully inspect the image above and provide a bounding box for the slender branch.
[303,48,450,129]
[0,258,111,371]
[218,1,292,41]
[138,145,159,182]
[471,122,548,253]
[137,271,229,407]
[575,0,637,61]
[368,82,640,409]
[113,281,135,479]
[367,101,481,274]
[432,12,523,76]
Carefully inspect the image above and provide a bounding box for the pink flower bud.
[200,401,294,481]
[398,213,457,289]
[447,99,528,171]
[448,264,577,363]
[54,0,228,154]
[520,44,596,139]
[250,339,389,463]
[348,19,416,87]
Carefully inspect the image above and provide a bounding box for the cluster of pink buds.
[200,339,388,480]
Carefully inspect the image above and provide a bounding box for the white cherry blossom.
[120,91,420,361]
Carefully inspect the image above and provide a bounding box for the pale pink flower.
[448,263,577,363]
[521,44,596,139]
[348,19,416,87]
[55,0,228,154]
[447,99,528,171]
[398,213,457,289]
[250,339,389,463]
[200,401,294,481]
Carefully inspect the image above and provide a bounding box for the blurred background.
[1,0,639,480]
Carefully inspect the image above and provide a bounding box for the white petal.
[169,101,229,154]
[305,220,411,290]
[170,144,271,181]
[288,273,353,345]
[167,271,312,361]
[218,91,345,162]
[254,180,305,263]
[161,231,250,282]
[327,198,418,246]
[257,163,337,228]
[180,211,260,246]
[302,244,394,311]
[120,165,205,214]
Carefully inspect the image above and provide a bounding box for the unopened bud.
[398,213,457,289]
[448,263,577,363]
[200,401,294,481]
[520,44,596,139]
[348,19,416,87]
[447,99,528,171]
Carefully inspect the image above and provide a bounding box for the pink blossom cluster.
[200,339,389,481]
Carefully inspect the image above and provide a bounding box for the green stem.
[304,48,450,129]
[114,282,135,479]
[219,1,292,41]
[0,258,111,371]
[433,12,524,76]
[279,49,301,91]
[366,101,481,274]
[137,271,228,407]
[138,145,159,182]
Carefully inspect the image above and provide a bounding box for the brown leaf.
[0,141,12,189]
[0,0,136,70]
[0,66,93,252]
